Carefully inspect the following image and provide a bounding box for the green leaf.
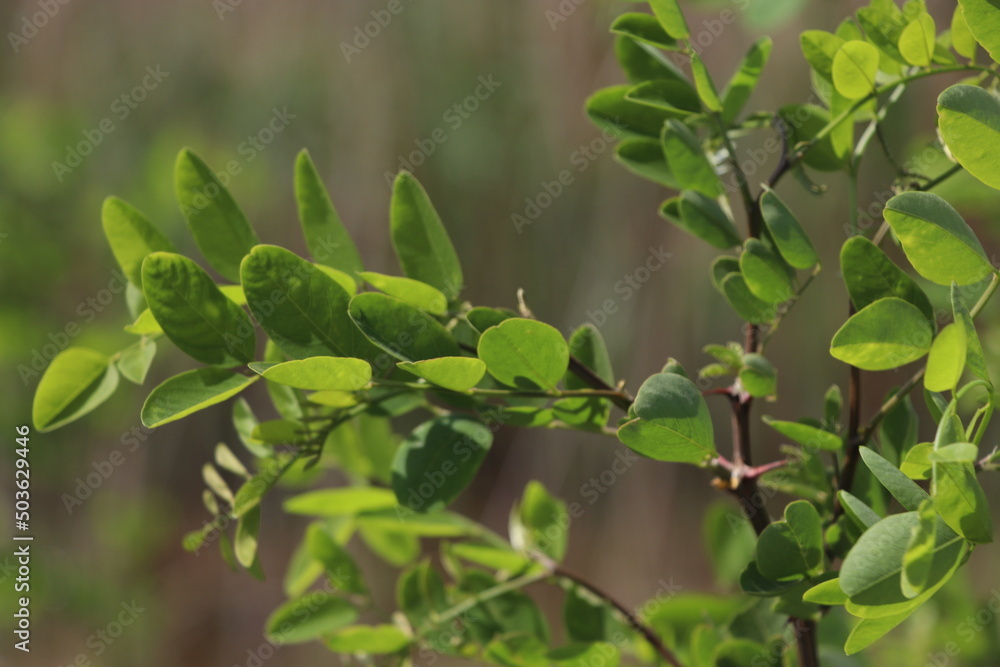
[116,339,157,385]
[898,13,935,66]
[689,52,722,112]
[778,104,847,172]
[32,348,120,432]
[349,292,459,363]
[564,585,619,643]
[626,80,701,116]
[390,172,463,298]
[124,308,163,336]
[802,578,848,605]
[839,237,934,322]
[359,271,448,315]
[547,643,619,667]
[884,191,993,285]
[266,593,357,644]
[830,297,933,370]
[740,239,794,304]
[648,0,689,39]
[511,481,568,562]
[934,458,993,543]
[101,197,176,286]
[759,189,820,269]
[844,610,913,655]
[839,511,964,608]
[710,256,741,292]
[951,5,978,59]
[739,354,777,398]
[587,85,683,138]
[397,357,486,392]
[392,415,493,512]
[924,324,967,392]
[800,30,845,82]
[721,37,773,124]
[860,446,929,511]
[556,324,614,430]
[294,149,364,279]
[666,191,741,249]
[929,442,979,463]
[234,504,260,568]
[283,487,398,517]
[952,284,990,384]
[763,417,841,451]
[879,391,919,465]
[241,244,376,360]
[325,626,410,654]
[249,357,372,391]
[614,138,678,187]
[832,41,879,100]
[174,148,259,282]
[938,84,1000,191]
[609,12,678,50]
[901,499,938,598]
[617,373,716,463]
[314,265,357,296]
[714,639,777,667]
[754,500,823,581]
[824,384,843,430]
[477,318,568,391]
[839,491,882,530]
[306,522,366,594]
[856,7,907,65]
[660,120,723,197]
[142,252,255,366]
[450,543,530,572]
[957,0,1000,62]
[901,442,934,480]
[720,273,778,324]
[141,368,258,428]
[357,508,478,537]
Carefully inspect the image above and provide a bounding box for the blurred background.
[2,0,999,664]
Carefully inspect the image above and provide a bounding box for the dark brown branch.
[554,566,684,667]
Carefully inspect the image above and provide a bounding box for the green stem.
[837,272,1000,510]
[714,112,760,237]
[424,568,549,629]
[795,66,993,167]
[371,379,629,401]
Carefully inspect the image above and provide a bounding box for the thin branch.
[554,566,685,667]
[835,273,1000,516]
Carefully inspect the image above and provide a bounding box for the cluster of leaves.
[30,0,1000,664]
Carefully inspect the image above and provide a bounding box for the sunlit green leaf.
[174,148,259,282]
[143,252,255,366]
[141,368,258,428]
[830,298,933,370]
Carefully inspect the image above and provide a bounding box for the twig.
[553,566,685,667]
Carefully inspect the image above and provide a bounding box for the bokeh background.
[2,0,999,664]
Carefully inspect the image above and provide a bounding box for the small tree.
[33,0,1000,664]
